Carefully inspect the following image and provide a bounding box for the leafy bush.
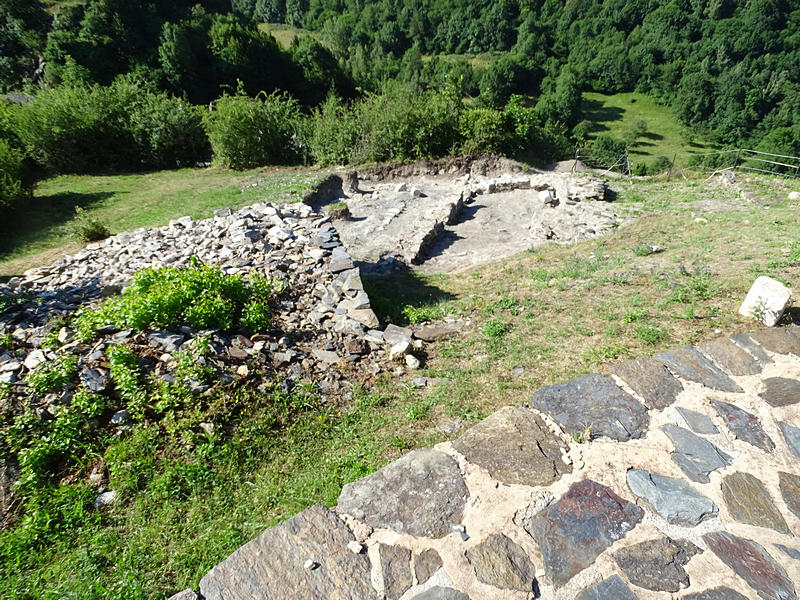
[483,318,512,338]
[70,206,111,242]
[586,135,628,169]
[0,137,30,212]
[204,90,301,169]
[306,94,360,166]
[25,355,78,394]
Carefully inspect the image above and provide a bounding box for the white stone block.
[739,276,792,326]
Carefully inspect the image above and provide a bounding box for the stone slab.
[414,549,443,585]
[711,400,775,452]
[661,425,733,483]
[167,590,199,600]
[610,356,684,409]
[530,374,649,441]
[760,377,800,408]
[747,328,800,356]
[575,575,638,600]
[739,276,792,326]
[627,469,718,526]
[656,346,744,393]
[730,333,773,365]
[683,588,750,600]
[699,337,762,376]
[199,504,374,600]
[410,587,469,600]
[452,407,570,487]
[779,422,800,460]
[337,449,468,538]
[676,406,719,435]
[776,544,800,560]
[722,472,790,535]
[464,533,536,592]
[526,479,644,588]
[703,531,797,600]
[379,544,412,600]
[612,537,700,592]
[779,471,800,520]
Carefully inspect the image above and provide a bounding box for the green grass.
[257,23,321,49]
[580,91,718,168]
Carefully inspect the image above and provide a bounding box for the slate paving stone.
[575,575,638,600]
[452,407,570,487]
[730,333,773,365]
[703,531,797,600]
[414,549,443,585]
[775,544,800,560]
[700,337,763,376]
[780,422,800,460]
[722,472,791,534]
[711,400,775,452]
[410,588,470,600]
[379,544,413,600]
[525,479,644,588]
[760,377,800,407]
[610,356,684,409]
[337,448,468,538]
[778,471,800,520]
[747,328,800,356]
[529,374,649,442]
[612,537,700,592]
[627,469,718,526]
[661,425,733,483]
[656,346,744,393]
[683,588,750,600]
[464,533,537,592]
[676,406,720,435]
[198,504,373,600]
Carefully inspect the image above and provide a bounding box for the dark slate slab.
[779,471,800,520]
[379,544,412,600]
[747,328,800,356]
[711,400,775,452]
[529,374,649,442]
[464,533,537,592]
[731,333,773,365]
[453,407,570,487]
[612,537,700,592]
[775,544,800,560]
[627,469,718,526]
[760,377,800,408]
[410,588,470,600]
[676,406,720,435]
[703,531,797,600]
[699,337,763,376]
[414,549,443,585]
[722,472,791,534]
[337,449,468,538]
[199,504,374,600]
[779,422,800,460]
[656,346,743,393]
[661,425,733,483]
[683,587,750,600]
[575,575,638,600]
[526,479,644,588]
[610,356,684,409]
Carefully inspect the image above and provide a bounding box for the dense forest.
[1,0,799,211]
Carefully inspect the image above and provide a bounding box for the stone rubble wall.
[171,327,800,600]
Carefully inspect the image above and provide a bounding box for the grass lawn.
[580,91,718,169]
[257,23,322,49]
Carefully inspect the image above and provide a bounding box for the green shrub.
[482,318,512,338]
[0,137,30,212]
[70,206,111,242]
[25,355,78,394]
[107,344,147,419]
[587,135,628,169]
[306,94,360,166]
[204,90,302,169]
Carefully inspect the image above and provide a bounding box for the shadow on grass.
[0,191,114,255]
[362,269,456,325]
[642,131,664,141]
[580,99,625,126]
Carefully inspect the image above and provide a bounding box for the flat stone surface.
[575,575,638,600]
[410,587,470,600]
[722,472,790,535]
[383,324,413,346]
[711,400,775,452]
[779,422,800,460]
[452,407,570,487]
[612,537,700,592]
[776,544,800,560]
[379,544,412,600]
[747,328,800,356]
[337,448,468,538]
[530,374,649,441]
[414,325,459,342]
[699,337,762,376]
[779,471,800,520]
[731,333,773,365]
[656,346,744,393]
[739,276,792,326]
[683,588,750,600]
[199,504,373,600]
[676,406,720,434]
[414,549,443,585]
[526,479,644,588]
[661,425,733,483]
[760,377,800,407]
[610,356,684,409]
[704,531,797,600]
[167,590,199,600]
[627,469,718,526]
[465,533,536,592]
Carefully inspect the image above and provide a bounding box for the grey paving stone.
[409,588,470,600]
[610,356,684,409]
[656,346,744,393]
[337,448,468,538]
[525,479,643,588]
[730,333,773,365]
[747,328,800,356]
[379,544,412,600]
[612,537,700,592]
[775,544,800,560]
[530,374,649,442]
[703,531,797,600]
[414,549,443,585]
[779,471,800,520]
[779,422,800,460]
[199,504,374,600]
[683,587,750,600]
[700,337,763,376]
[711,400,775,452]
[722,472,791,535]
[465,533,536,592]
[575,575,638,600]
[661,425,733,483]
[626,469,718,526]
[452,407,570,487]
[167,590,199,600]
[759,377,800,407]
[676,406,719,435]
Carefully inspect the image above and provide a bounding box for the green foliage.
[305,94,360,166]
[587,135,628,169]
[482,318,511,338]
[634,323,668,345]
[70,206,111,242]
[107,344,147,419]
[0,136,30,212]
[25,354,77,395]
